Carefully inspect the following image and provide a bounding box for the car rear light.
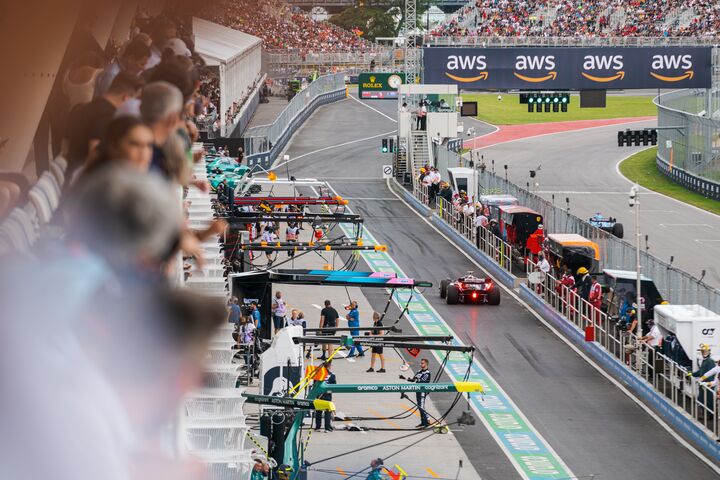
[485,280,493,289]
[472,292,478,300]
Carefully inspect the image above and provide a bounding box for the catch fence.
[655,88,720,199]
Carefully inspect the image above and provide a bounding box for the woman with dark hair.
[82,115,154,178]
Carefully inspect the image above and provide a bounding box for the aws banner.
[423,47,712,89]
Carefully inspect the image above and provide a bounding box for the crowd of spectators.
[430,0,720,38]
[0,11,239,479]
[201,0,375,54]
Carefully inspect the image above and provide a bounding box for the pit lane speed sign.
[382,165,393,179]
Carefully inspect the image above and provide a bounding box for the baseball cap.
[164,37,191,57]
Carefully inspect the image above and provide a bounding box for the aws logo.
[650,54,694,82]
[581,55,625,82]
[513,56,557,83]
[444,55,489,82]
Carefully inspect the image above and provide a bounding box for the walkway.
[246,96,289,129]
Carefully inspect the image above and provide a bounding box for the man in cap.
[576,267,592,301]
[690,344,716,381]
[690,346,720,409]
[489,218,501,239]
[367,458,387,480]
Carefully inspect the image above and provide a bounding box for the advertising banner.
[423,47,712,90]
[358,72,406,99]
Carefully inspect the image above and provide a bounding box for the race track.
[478,122,720,288]
[271,92,718,479]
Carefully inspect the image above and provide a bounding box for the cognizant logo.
[650,54,695,82]
[444,55,489,82]
[513,55,557,83]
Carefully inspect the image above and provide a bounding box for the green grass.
[462,93,656,125]
[619,147,720,216]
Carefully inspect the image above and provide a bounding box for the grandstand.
[430,0,720,38]
[3,1,720,479]
[198,0,376,54]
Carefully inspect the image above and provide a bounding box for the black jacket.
[319,371,336,400]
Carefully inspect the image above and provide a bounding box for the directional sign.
[383,165,393,179]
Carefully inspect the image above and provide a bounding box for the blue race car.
[589,213,624,238]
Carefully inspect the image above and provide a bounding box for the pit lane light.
[382,138,389,153]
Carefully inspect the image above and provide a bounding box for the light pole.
[629,185,642,372]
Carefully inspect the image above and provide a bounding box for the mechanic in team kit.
[314,361,336,432]
[345,300,365,358]
[400,358,432,428]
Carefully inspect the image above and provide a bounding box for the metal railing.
[474,167,720,312]
[655,89,720,195]
[423,36,720,48]
[411,183,513,274]
[425,141,720,310]
[243,73,346,156]
[526,258,720,438]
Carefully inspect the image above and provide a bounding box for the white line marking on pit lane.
[332,181,574,480]
[348,94,398,123]
[270,129,398,172]
[694,239,720,243]
[614,149,720,220]
[311,304,323,310]
[386,178,720,476]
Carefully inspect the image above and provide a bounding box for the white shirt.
[430,171,441,185]
[644,324,663,348]
[537,258,550,274]
[474,214,489,228]
[286,226,299,241]
[273,297,286,317]
[261,231,277,243]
